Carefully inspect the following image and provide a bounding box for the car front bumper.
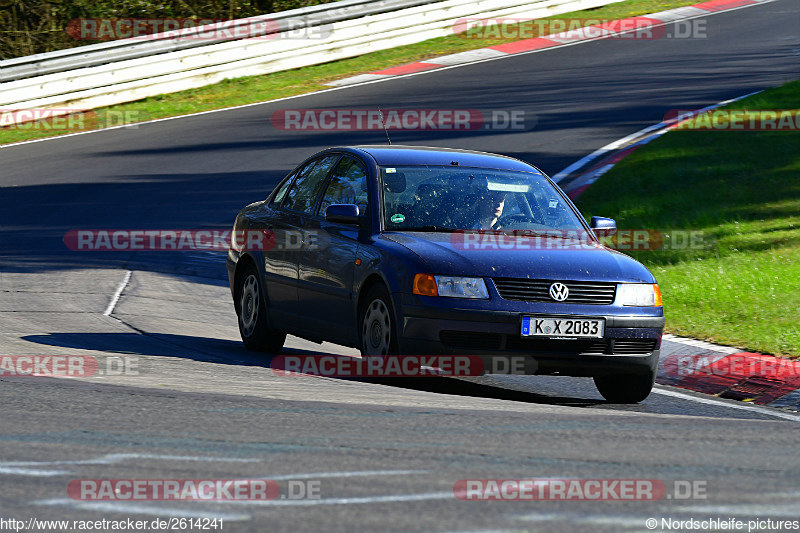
[398,304,663,378]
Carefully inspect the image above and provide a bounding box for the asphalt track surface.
[1,1,800,531]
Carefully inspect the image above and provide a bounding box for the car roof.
[332,145,543,174]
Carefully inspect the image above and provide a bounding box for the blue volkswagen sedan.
[227,146,664,403]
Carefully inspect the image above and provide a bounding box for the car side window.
[318,156,369,216]
[282,155,339,214]
[271,173,295,205]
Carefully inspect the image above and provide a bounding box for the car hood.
[383,231,655,283]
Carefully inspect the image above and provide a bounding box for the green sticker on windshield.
[390,213,405,224]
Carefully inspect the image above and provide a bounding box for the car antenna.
[378,106,392,145]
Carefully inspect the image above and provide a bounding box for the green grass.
[577,80,800,357]
[0,0,698,145]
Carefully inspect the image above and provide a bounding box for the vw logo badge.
[549,282,569,302]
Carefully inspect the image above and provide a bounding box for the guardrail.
[0,0,438,83]
[0,0,622,124]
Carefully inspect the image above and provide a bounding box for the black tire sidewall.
[359,284,399,356]
[236,261,284,352]
[594,372,655,404]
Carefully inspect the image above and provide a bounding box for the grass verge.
[577,80,800,357]
[0,0,698,145]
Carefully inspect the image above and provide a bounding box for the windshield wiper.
[512,230,572,239]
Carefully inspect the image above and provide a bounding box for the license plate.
[521,316,604,338]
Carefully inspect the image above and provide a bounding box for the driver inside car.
[471,190,507,229]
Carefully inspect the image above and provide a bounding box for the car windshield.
[380,165,586,231]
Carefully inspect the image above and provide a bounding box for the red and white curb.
[658,335,800,412]
[326,0,773,88]
[552,90,761,198]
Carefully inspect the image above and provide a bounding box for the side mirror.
[590,216,617,237]
[325,204,364,226]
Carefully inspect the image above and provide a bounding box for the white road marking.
[35,499,250,520]
[103,270,132,317]
[325,73,393,87]
[676,504,800,516]
[516,511,651,527]
[662,334,742,355]
[648,6,711,23]
[424,48,506,66]
[264,469,426,480]
[0,453,258,468]
[224,491,455,506]
[652,387,800,422]
[0,466,66,476]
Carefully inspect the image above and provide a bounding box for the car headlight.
[616,283,662,307]
[413,274,489,299]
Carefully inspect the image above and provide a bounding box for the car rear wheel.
[236,263,285,353]
[359,285,398,356]
[594,372,655,404]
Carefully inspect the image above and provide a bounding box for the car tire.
[235,262,286,353]
[359,284,399,356]
[593,371,655,404]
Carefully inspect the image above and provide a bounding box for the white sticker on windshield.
[487,182,528,192]
[385,168,397,173]
[549,199,558,209]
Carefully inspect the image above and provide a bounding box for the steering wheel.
[496,213,536,228]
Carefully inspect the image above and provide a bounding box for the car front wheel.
[236,263,285,353]
[359,285,399,356]
[594,372,655,404]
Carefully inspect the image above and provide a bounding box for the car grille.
[610,338,658,355]
[492,278,616,305]
[440,331,656,355]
